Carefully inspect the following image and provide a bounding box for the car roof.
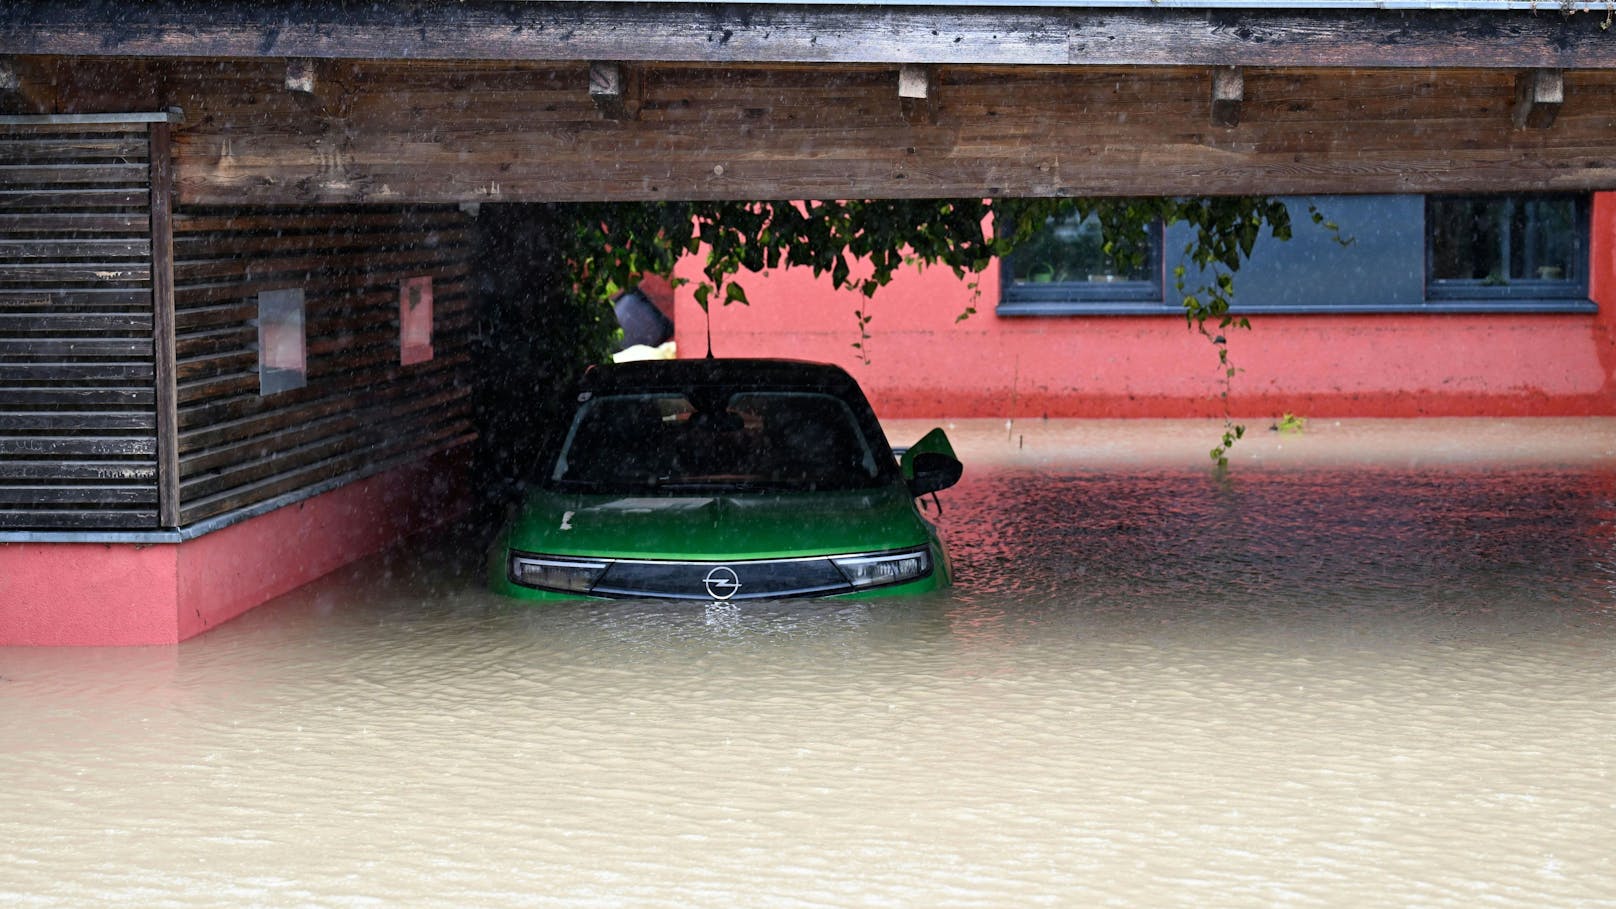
[580,358,861,393]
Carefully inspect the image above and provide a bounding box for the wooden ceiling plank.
[5,3,1616,69]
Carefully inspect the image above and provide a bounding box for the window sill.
[996,301,1180,317]
[996,299,1599,317]
[1404,298,1598,314]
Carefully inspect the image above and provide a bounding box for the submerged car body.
[488,358,962,602]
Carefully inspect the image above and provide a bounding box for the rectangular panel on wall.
[0,122,160,530]
[171,205,475,526]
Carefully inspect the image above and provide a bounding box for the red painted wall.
[673,195,1616,420]
[0,543,179,647]
[0,450,467,647]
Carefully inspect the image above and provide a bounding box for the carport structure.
[3,1,1616,644]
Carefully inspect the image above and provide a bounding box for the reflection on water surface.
[4,450,1616,908]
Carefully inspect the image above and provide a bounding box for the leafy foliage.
[549,196,1304,466]
[1275,412,1308,434]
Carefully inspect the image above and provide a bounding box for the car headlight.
[831,547,932,589]
[510,554,609,593]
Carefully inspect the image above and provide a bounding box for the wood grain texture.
[0,121,160,530]
[0,459,155,481]
[1514,68,1564,129]
[1,122,471,530]
[138,60,1616,201]
[170,203,475,525]
[1211,66,1243,128]
[0,509,159,529]
[6,2,1616,69]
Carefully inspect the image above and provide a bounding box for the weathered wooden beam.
[1513,68,1563,130]
[6,3,1616,69]
[0,56,48,114]
[1211,66,1243,128]
[898,64,935,126]
[588,61,639,121]
[146,63,1616,204]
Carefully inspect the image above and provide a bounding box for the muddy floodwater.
[5,419,1616,908]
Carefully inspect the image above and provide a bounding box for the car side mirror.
[900,427,962,496]
[906,451,963,497]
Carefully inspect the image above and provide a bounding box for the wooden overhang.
[5,1,1616,201]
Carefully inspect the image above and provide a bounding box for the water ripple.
[3,464,1616,907]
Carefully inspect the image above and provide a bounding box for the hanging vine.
[546,196,1309,467]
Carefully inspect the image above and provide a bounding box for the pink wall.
[0,450,467,647]
[674,195,1616,420]
[0,543,179,647]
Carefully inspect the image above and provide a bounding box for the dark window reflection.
[1007,213,1157,285]
[1428,195,1582,292]
[1001,213,1164,311]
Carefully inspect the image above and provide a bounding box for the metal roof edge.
[0,110,183,126]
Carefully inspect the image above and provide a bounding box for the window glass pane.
[1512,198,1578,282]
[1007,213,1153,286]
[257,288,306,396]
[400,275,434,366]
[1429,199,1505,282]
[1429,196,1579,287]
[551,391,880,492]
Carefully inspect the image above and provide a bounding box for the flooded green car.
[489,358,962,602]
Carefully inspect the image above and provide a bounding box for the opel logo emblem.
[703,566,742,601]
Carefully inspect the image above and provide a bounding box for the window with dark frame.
[994,195,1594,316]
[997,212,1165,315]
[1425,194,1588,306]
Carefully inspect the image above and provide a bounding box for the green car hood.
[505,482,930,560]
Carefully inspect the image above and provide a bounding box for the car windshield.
[549,389,887,493]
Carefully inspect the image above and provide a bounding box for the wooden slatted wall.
[0,122,160,530]
[171,205,475,526]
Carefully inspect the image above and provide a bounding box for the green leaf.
[542,194,1318,471]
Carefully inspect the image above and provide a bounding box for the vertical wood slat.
[149,121,180,528]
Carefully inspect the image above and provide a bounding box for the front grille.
[592,556,852,600]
